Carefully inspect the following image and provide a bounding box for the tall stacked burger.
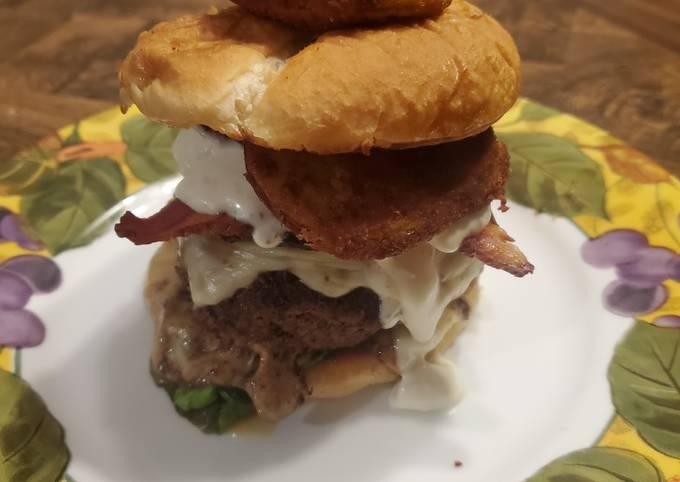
[115,0,533,431]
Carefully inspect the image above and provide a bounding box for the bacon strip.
[116,200,533,278]
[114,199,251,244]
[460,222,534,277]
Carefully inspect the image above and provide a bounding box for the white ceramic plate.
[3,100,678,481]
[19,181,625,482]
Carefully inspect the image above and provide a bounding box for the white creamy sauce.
[389,310,465,411]
[429,208,492,252]
[181,208,488,410]
[172,124,491,410]
[172,127,285,248]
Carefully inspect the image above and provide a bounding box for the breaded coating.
[244,130,509,260]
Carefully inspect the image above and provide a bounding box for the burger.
[115,0,533,432]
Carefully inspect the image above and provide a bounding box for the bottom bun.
[305,281,479,399]
[144,240,479,401]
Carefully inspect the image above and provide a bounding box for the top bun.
[231,0,452,30]
[120,0,520,154]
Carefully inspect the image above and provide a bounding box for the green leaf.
[61,123,82,147]
[519,101,560,122]
[20,157,126,254]
[0,148,57,195]
[526,446,662,482]
[608,321,680,457]
[0,369,69,482]
[165,383,255,434]
[217,389,255,432]
[172,386,218,411]
[218,388,252,404]
[499,132,607,218]
[120,116,178,183]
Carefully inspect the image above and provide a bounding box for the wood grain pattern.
[1,0,679,175]
[475,0,680,175]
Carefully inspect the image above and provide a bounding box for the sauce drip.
[173,127,285,248]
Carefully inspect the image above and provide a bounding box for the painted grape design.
[0,100,677,480]
[0,255,61,347]
[581,230,647,268]
[581,229,680,321]
[0,208,42,250]
[0,207,61,347]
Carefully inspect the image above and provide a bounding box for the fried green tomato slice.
[244,129,509,260]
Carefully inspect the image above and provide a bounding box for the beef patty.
[152,269,386,421]
[201,271,382,350]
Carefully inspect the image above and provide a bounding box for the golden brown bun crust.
[144,241,479,401]
[306,280,479,399]
[120,1,520,154]
[232,0,451,30]
[119,8,308,139]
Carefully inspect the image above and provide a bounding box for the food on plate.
[116,0,532,431]
[230,0,452,29]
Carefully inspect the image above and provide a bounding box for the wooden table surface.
[1,0,679,175]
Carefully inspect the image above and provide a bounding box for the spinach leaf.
[167,385,255,434]
[217,389,256,432]
[172,386,218,411]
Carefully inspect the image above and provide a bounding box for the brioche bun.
[231,0,451,30]
[145,240,479,401]
[120,0,519,154]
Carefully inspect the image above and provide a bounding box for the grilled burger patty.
[152,268,389,420]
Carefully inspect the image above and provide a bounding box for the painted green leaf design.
[526,446,662,482]
[121,116,178,183]
[61,123,82,147]
[0,147,57,196]
[0,369,69,482]
[20,157,126,254]
[498,132,607,218]
[608,321,680,457]
[519,102,560,122]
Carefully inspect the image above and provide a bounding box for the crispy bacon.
[116,200,533,278]
[459,222,534,277]
[114,199,251,244]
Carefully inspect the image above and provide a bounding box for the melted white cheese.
[172,124,491,410]
[172,127,285,248]
[184,236,482,342]
[429,208,492,252]
[182,205,486,343]
[181,208,488,411]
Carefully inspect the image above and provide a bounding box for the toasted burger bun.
[306,281,478,399]
[120,1,519,154]
[231,0,452,30]
[145,240,479,401]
